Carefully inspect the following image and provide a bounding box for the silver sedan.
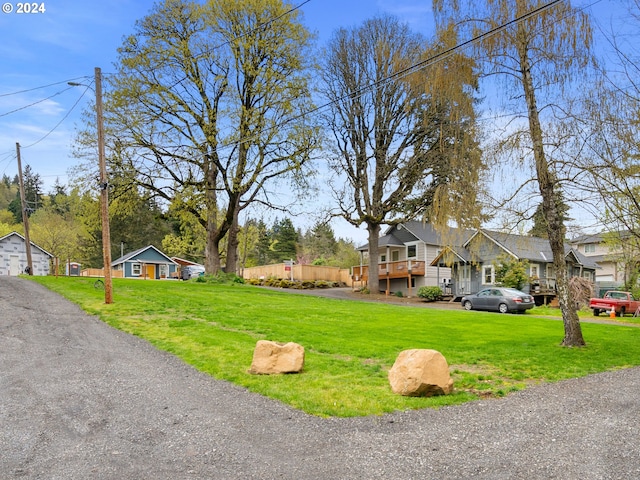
[461,287,535,314]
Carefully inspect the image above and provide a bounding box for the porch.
[351,260,426,293]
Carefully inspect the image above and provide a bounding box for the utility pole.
[68,68,113,303]
[16,142,33,275]
[95,67,113,304]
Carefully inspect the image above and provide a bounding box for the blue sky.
[0,0,630,242]
[0,0,437,242]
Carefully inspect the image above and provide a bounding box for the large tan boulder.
[388,349,453,396]
[249,340,304,374]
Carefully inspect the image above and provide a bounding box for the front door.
[9,255,20,276]
[458,265,471,295]
[145,264,155,279]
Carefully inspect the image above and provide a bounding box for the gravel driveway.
[2,276,640,479]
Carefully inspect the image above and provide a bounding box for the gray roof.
[357,232,405,251]
[394,220,472,246]
[571,230,633,245]
[471,230,598,269]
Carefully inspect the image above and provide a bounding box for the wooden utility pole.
[16,142,33,275]
[95,67,113,304]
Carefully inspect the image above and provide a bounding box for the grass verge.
[29,276,640,417]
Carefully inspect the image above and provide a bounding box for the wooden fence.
[80,268,124,278]
[243,264,351,284]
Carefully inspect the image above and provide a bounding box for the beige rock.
[388,349,453,396]
[249,340,304,374]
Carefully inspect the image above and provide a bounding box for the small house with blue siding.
[111,245,178,279]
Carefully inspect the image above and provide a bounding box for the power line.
[21,87,90,149]
[217,0,566,151]
[0,85,78,118]
[0,76,90,97]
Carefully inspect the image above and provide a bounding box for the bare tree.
[320,15,482,293]
[434,0,594,346]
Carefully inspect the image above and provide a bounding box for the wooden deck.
[351,260,426,282]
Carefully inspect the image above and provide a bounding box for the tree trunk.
[367,223,381,294]
[204,159,222,274]
[224,206,240,275]
[205,231,222,274]
[517,27,585,347]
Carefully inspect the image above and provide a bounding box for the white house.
[0,231,53,276]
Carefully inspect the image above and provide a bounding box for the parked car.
[461,287,535,314]
[180,265,205,280]
[589,291,640,317]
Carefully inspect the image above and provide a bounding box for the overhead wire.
[215,0,566,151]
[21,86,90,149]
[0,76,89,97]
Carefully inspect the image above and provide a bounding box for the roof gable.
[112,245,176,266]
[461,229,598,268]
[0,231,53,258]
[387,220,471,246]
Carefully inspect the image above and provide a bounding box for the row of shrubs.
[193,273,245,284]
[246,277,346,289]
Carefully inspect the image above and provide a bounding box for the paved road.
[2,276,640,479]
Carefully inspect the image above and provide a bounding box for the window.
[407,245,417,258]
[159,264,168,278]
[482,265,494,285]
[380,254,386,262]
[392,250,399,262]
[530,265,539,278]
[584,244,596,253]
[132,263,141,276]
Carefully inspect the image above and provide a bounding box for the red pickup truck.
[590,291,640,317]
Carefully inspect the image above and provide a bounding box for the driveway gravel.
[2,276,640,479]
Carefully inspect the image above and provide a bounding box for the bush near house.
[247,276,345,289]
[417,286,443,302]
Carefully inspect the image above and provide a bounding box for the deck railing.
[351,260,426,281]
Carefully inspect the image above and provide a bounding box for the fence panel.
[243,264,350,283]
[80,268,123,278]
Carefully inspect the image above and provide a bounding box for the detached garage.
[0,232,53,276]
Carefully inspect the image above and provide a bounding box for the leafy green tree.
[493,254,529,291]
[84,0,318,276]
[0,221,16,237]
[320,14,482,294]
[327,238,361,269]
[0,175,17,210]
[29,207,88,273]
[299,222,338,264]
[8,164,42,222]
[528,193,571,239]
[269,217,298,262]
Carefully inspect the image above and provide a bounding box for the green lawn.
[29,276,640,417]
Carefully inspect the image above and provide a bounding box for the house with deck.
[431,229,598,304]
[351,221,468,296]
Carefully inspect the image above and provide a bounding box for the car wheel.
[593,309,600,316]
[498,303,509,314]
[463,300,473,311]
